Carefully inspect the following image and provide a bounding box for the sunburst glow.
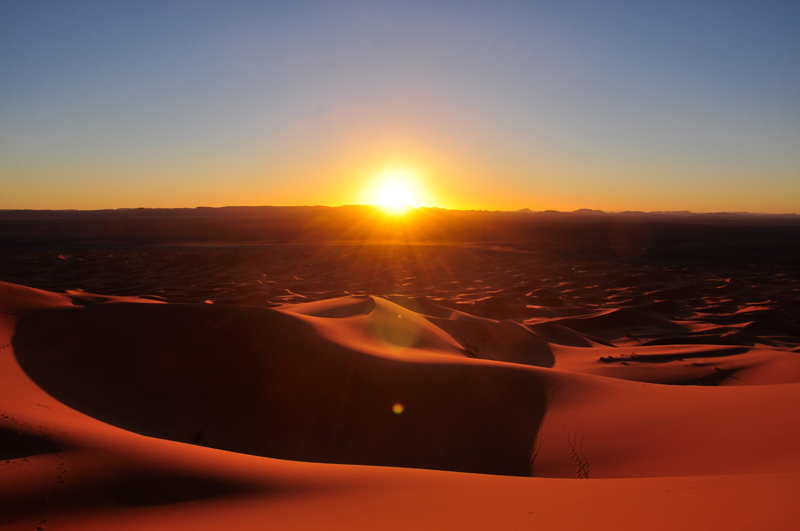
[377,182,413,212]
[368,170,424,213]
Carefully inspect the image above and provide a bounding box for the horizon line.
[0,205,798,217]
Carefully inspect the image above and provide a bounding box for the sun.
[377,181,413,212]
[368,170,423,213]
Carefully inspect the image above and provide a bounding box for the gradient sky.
[2,1,799,212]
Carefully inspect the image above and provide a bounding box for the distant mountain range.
[0,205,797,219]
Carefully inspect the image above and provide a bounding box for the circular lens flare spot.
[392,403,404,414]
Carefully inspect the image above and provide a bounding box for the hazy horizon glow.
[2,2,799,213]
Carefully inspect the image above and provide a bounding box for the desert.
[3,4,799,528]
[1,207,799,530]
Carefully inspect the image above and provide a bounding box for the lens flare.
[370,309,421,350]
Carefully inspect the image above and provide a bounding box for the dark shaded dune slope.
[552,307,687,341]
[12,301,547,476]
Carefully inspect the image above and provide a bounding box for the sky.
[1,1,799,213]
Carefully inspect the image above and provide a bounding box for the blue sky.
[2,1,798,212]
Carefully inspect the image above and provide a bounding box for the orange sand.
[2,268,800,530]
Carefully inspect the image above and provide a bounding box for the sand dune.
[0,274,800,529]
[2,233,800,529]
[11,292,546,477]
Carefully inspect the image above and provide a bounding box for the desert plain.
[1,206,800,530]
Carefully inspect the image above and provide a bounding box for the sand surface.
[2,210,800,529]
